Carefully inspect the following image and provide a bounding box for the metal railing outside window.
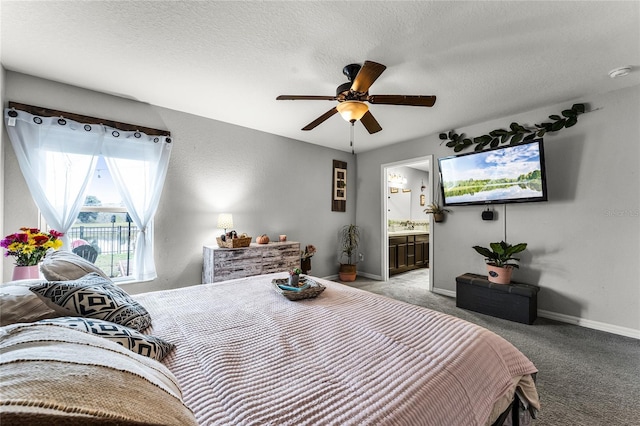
[68,212,138,279]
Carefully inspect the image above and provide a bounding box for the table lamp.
[217,213,234,234]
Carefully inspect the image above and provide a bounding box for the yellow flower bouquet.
[1,227,64,266]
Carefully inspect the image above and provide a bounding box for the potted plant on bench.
[472,240,527,284]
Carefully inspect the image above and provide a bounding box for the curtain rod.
[7,102,171,137]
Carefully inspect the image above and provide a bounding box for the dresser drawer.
[203,242,301,283]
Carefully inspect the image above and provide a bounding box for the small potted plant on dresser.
[472,240,527,284]
[338,224,360,282]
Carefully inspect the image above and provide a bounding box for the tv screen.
[438,139,548,206]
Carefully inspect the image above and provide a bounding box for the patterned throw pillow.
[37,317,174,361]
[29,273,151,331]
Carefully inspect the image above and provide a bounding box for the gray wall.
[356,85,640,337]
[0,65,5,280]
[3,70,638,337]
[2,72,356,292]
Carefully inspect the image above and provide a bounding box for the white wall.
[2,72,356,292]
[387,187,411,221]
[394,165,429,221]
[356,85,640,337]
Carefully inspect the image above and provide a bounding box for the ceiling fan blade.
[302,107,339,131]
[277,95,337,101]
[360,111,382,134]
[351,61,387,93]
[368,95,436,107]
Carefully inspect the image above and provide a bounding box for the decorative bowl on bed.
[272,276,325,301]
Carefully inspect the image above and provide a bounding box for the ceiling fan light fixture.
[277,61,434,133]
[336,101,369,122]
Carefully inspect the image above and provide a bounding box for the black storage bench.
[456,273,540,324]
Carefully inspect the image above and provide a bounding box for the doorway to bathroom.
[382,155,434,291]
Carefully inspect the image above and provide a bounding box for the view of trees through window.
[67,157,137,280]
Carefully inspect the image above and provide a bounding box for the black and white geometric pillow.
[37,317,175,361]
[29,273,152,332]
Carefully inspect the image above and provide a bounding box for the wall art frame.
[332,160,347,212]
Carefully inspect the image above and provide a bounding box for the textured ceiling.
[1,1,639,153]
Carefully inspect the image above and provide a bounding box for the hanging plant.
[439,103,586,153]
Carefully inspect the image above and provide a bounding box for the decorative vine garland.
[439,103,586,152]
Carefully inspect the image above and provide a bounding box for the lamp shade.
[336,101,369,122]
[217,213,234,230]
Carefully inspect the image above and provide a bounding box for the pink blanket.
[134,274,539,425]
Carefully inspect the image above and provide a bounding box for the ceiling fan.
[276,60,436,134]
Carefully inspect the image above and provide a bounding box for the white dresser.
[202,241,300,283]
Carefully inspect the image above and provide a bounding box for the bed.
[134,273,539,425]
[0,261,540,425]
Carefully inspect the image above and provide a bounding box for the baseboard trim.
[435,288,639,339]
[321,274,339,281]
[432,287,456,298]
[359,271,383,281]
[320,272,383,281]
[329,280,640,340]
[537,309,640,340]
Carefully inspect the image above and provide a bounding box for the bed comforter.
[134,273,539,426]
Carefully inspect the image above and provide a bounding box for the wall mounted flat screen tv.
[438,139,548,206]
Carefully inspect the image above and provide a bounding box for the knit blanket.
[0,323,198,425]
[134,274,539,426]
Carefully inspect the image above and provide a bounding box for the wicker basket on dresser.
[202,241,301,283]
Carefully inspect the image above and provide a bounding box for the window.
[65,157,137,280]
[5,104,172,282]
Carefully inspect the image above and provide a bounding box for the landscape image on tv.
[440,141,546,205]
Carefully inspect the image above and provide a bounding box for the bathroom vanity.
[388,230,429,276]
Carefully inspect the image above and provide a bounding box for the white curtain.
[4,108,172,282]
[3,109,103,249]
[102,128,172,282]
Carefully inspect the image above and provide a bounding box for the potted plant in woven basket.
[338,224,360,282]
[472,240,527,284]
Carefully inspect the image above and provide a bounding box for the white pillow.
[40,249,110,281]
[0,279,58,326]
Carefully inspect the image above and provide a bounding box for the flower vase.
[288,274,300,287]
[301,258,311,274]
[12,265,40,281]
